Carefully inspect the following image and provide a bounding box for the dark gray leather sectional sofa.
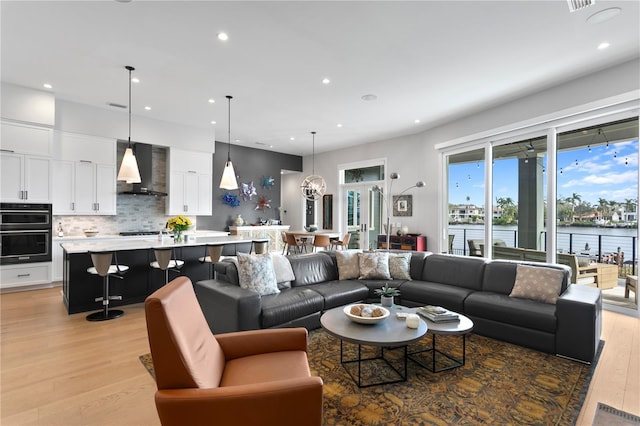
[194,251,602,363]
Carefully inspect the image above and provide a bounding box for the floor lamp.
[373,173,425,251]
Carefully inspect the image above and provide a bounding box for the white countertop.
[61,234,250,254]
[54,230,228,241]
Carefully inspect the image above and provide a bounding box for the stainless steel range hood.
[120,142,168,196]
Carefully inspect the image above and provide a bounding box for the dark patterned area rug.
[140,330,602,425]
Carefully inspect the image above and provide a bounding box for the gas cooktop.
[119,231,160,236]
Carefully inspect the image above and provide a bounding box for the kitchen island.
[61,235,256,314]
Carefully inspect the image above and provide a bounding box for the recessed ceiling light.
[290,137,295,141]
[337,124,343,128]
[269,145,273,148]
[361,94,377,101]
[217,32,229,41]
[414,119,421,124]
[42,83,52,89]
[144,106,151,110]
[234,139,240,143]
[208,98,215,104]
[131,77,139,83]
[322,78,330,85]
[587,7,622,24]
[211,121,216,125]
[597,42,610,50]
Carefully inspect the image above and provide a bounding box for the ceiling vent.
[567,0,595,12]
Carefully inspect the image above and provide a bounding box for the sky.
[449,139,639,207]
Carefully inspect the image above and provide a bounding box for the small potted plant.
[374,283,400,307]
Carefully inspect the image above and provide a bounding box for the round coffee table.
[320,304,427,387]
[409,309,474,372]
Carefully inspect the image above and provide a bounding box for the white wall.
[1,83,214,152]
[280,172,305,231]
[306,59,640,253]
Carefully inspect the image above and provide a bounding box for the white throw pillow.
[389,252,412,280]
[270,253,295,288]
[335,249,362,280]
[359,251,391,280]
[509,264,563,304]
[237,252,280,296]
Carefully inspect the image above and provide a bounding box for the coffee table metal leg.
[409,333,467,373]
[339,340,408,387]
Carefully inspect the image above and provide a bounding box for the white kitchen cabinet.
[0,262,52,289]
[166,148,212,215]
[52,160,116,215]
[1,121,53,156]
[0,152,51,203]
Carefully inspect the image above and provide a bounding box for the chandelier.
[300,131,326,201]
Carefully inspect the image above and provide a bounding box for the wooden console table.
[377,234,427,251]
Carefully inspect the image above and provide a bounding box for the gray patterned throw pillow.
[237,252,280,296]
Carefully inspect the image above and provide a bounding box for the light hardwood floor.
[1,287,638,425]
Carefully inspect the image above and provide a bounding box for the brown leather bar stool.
[198,244,224,279]
[151,247,184,285]
[86,251,128,321]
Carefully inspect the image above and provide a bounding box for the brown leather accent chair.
[145,276,324,426]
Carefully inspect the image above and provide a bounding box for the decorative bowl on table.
[343,304,390,324]
[304,225,318,232]
[83,229,99,237]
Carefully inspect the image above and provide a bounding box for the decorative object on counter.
[255,195,271,210]
[84,229,99,237]
[166,215,192,243]
[372,173,425,251]
[221,192,240,207]
[300,131,326,201]
[374,283,400,307]
[57,222,64,237]
[240,182,257,201]
[219,95,239,190]
[117,65,142,184]
[234,214,245,226]
[261,176,275,189]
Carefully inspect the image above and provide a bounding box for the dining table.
[287,230,341,252]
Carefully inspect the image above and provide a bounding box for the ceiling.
[1,1,639,156]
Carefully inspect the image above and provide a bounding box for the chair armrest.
[155,376,323,426]
[216,328,309,360]
[555,284,602,363]
[194,279,261,334]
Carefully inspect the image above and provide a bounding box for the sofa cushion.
[237,253,280,296]
[288,253,337,286]
[389,252,412,280]
[306,280,369,310]
[464,292,557,333]
[259,287,325,328]
[509,264,564,304]
[422,254,486,290]
[271,254,295,289]
[482,261,518,294]
[334,249,362,280]
[398,281,474,313]
[359,251,391,280]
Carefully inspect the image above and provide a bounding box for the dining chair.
[312,234,331,252]
[285,232,303,254]
[330,233,350,250]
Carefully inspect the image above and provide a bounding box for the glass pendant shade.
[220,160,238,190]
[219,95,239,190]
[117,65,141,184]
[117,146,141,183]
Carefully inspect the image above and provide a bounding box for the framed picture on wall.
[393,195,412,216]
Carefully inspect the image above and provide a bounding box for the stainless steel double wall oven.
[0,203,52,265]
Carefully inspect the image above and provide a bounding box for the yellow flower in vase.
[166,215,192,242]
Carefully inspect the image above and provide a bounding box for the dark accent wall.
[197,141,302,231]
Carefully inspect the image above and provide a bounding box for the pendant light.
[300,131,326,201]
[117,65,142,183]
[219,95,239,190]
